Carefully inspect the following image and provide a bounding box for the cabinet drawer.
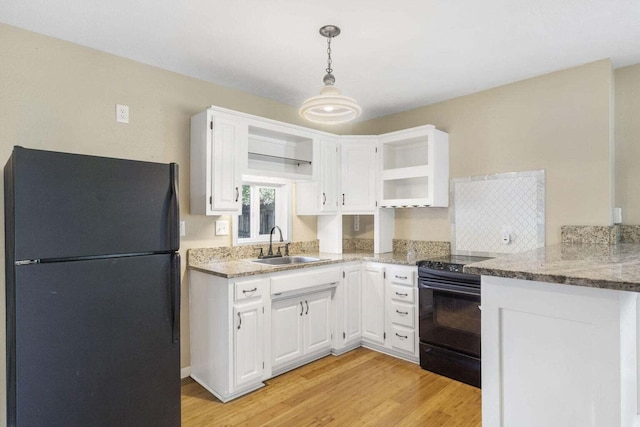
[390,302,415,328]
[234,278,263,301]
[390,284,415,303]
[391,326,415,354]
[387,267,414,286]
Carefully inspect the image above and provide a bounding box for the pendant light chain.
[326,36,333,75]
[299,24,361,124]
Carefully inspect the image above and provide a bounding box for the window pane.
[238,185,251,238]
[259,187,276,235]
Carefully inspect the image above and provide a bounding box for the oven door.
[418,280,481,358]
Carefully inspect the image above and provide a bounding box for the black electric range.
[416,254,492,388]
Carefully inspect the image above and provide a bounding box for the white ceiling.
[1,0,639,121]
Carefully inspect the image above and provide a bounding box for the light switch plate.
[180,221,186,237]
[216,220,229,236]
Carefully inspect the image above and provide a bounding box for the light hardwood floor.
[181,347,481,426]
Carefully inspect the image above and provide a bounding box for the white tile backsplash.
[451,170,545,257]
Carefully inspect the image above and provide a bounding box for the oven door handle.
[419,283,480,297]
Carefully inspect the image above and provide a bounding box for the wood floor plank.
[181,348,481,426]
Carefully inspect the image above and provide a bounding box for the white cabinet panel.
[272,298,304,367]
[296,139,340,215]
[482,275,637,427]
[390,326,415,354]
[344,266,362,343]
[304,291,332,354]
[341,139,377,213]
[361,264,385,344]
[190,110,245,215]
[233,301,263,388]
[389,302,414,328]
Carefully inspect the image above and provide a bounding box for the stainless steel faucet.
[267,226,283,256]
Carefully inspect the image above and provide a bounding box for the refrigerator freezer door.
[6,147,179,260]
[8,254,180,427]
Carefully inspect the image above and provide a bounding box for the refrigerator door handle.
[171,253,181,343]
[169,163,180,251]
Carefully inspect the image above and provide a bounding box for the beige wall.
[354,60,615,245]
[615,64,640,223]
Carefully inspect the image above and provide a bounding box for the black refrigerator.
[4,147,181,427]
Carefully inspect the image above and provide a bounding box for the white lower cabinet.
[189,261,418,403]
[482,275,640,427]
[189,272,267,402]
[360,263,419,362]
[272,290,332,373]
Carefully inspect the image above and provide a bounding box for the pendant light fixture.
[299,25,361,124]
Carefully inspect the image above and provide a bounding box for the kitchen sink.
[251,256,323,265]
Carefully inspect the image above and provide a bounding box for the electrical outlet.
[216,220,229,236]
[116,104,129,123]
[180,221,186,237]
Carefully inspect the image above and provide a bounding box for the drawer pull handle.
[305,300,309,315]
[395,292,408,297]
[322,193,326,205]
[395,333,408,339]
[237,312,242,330]
[300,301,304,316]
[396,310,408,316]
[395,275,407,280]
[242,288,257,294]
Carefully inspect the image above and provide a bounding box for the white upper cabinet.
[340,138,378,213]
[296,138,340,215]
[190,109,245,215]
[379,125,449,208]
[191,106,449,216]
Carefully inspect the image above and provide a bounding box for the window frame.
[233,176,291,246]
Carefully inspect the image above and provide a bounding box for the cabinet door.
[344,265,362,343]
[271,297,304,368]
[296,138,339,215]
[233,301,263,388]
[210,116,244,213]
[319,139,340,213]
[304,291,333,354]
[361,264,385,344]
[341,139,377,213]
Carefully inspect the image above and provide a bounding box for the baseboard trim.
[181,366,191,379]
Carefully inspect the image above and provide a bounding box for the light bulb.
[323,106,334,112]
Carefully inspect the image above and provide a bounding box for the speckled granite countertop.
[188,251,418,278]
[464,243,640,292]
